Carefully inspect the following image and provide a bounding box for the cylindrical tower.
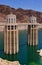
[4,13,19,54]
[28,16,38,46]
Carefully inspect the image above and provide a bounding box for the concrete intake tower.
[28,16,38,46]
[4,13,19,54]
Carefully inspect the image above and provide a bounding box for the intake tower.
[4,13,19,54]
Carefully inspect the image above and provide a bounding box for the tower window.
[11,18,13,23]
[32,25,33,28]
[15,25,16,29]
[9,18,10,23]
[32,20,33,23]
[8,26,10,30]
[11,26,13,30]
[14,18,15,23]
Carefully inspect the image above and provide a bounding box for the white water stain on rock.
[0,58,20,65]
[37,49,42,57]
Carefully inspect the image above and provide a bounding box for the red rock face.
[0,5,42,23]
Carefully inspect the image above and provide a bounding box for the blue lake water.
[0,29,42,65]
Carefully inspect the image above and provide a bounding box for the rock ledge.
[0,58,20,65]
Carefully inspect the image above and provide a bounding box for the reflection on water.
[0,31,28,65]
[0,30,42,65]
[4,54,18,61]
[27,46,40,65]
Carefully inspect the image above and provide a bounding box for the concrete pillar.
[36,27,38,45]
[14,30,15,54]
[10,26,12,54]
[28,25,29,45]
[28,25,31,45]
[6,26,8,54]
[13,25,19,54]
[30,25,32,45]
[33,25,34,46]
[4,28,6,53]
[17,29,19,53]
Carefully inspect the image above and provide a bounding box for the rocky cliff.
[0,5,42,23]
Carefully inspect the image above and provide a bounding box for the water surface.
[0,30,42,65]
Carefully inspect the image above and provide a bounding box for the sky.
[0,0,42,12]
